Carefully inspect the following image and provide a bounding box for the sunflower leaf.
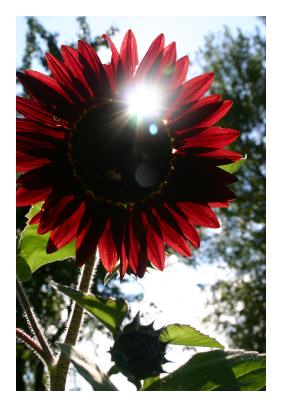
[107,364,119,376]
[18,203,75,273]
[58,344,118,391]
[104,267,119,286]
[55,283,128,334]
[143,350,266,391]
[218,154,247,174]
[142,375,160,390]
[159,324,224,348]
[16,255,32,282]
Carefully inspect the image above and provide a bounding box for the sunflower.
[16,30,241,278]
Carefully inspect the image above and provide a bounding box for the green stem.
[16,278,54,366]
[50,251,97,391]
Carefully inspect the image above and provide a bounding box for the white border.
[1,0,280,404]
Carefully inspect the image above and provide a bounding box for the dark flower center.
[70,100,172,204]
[110,329,167,382]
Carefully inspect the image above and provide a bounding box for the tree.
[194,23,266,352]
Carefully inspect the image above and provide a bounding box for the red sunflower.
[16,30,241,278]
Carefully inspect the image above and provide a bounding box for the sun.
[126,85,161,118]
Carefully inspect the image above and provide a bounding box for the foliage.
[56,284,128,334]
[159,324,224,348]
[17,204,75,276]
[194,22,266,352]
[52,290,265,391]
[143,350,266,391]
[18,16,118,72]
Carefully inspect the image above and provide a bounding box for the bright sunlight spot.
[126,86,161,119]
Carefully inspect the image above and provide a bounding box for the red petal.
[16,185,51,207]
[209,201,233,208]
[127,206,148,278]
[163,160,237,203]
[60,45,93,102]
[127,209,141,273]
[76,202,108,267]
[98,217,118,273]
[120,238,129,279]
[17,164,55,186]
[78,40,110,97]
[16,97,68,128]
[29,210,42,225]
[135,34,165,81]
[142,212,165,270]
[169,95,222,123]
[102,34,120,70]
[157,42,176,83]
[120,29,138,79]
[17,118,67,140]
[164,204,200,248]
[170,100,233,131]
[38,194,76,234]
[177,202,220,228]
[17,151,53,172]
[17,136,59,153]
[170,55,189,88]
[193,148,242,163]
[111,206,127,275]
[46,52,86,103]
[178,127,240,149]
[153,206,191,257]
[46,201,85,253]
[102,34,122,91]
[174,72,214,107]
[17,71,77,121]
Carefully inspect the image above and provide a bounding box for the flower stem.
[50,251,97,391]
[16,327,46,362]
[16,278,55,366]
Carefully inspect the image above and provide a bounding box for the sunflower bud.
[110,313,167,385]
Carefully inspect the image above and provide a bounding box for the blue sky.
[16,16,262,74]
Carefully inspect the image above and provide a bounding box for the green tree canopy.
[194,23,265,352]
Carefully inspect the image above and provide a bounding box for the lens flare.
[149,123,158,135]
[126,86,161,118]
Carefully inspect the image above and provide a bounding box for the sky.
[16,16,261,75]
[16,16,263,391]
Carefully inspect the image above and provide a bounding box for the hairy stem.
[16,278,55,366]
[50,251,97,391]
[16,328,46,362]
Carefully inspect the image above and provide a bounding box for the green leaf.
[104,267,119,285]
[159,324,224,348]
[144,350,266,391]
[218,154,247,174]
[16,232,22,255]
[107,364,119,376]
[56,283,128,334]
[16,255,32,282]
[142,376,160,390]
[58,344,118,391]
[19,203,75,273]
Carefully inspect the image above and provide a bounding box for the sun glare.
[126,86,161,119]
